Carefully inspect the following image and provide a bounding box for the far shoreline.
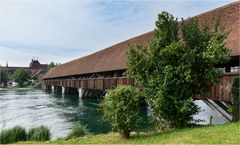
[0,86,42,91]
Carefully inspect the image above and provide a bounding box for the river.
[0,89,228,139]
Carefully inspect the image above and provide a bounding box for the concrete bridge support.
[56,86,62,92]
[78,88,85,98]
[51,86,55,92]
[46,86,62,93]
[46,85,105,98]
[62,87,65,94]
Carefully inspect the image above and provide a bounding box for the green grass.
[28,125,51,141]
[16,122,240,144]
[0,126,27,144]
[66,122,89,139]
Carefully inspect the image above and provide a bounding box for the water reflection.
[194,100,228,124]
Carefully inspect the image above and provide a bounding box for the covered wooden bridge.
[44,2,239,101]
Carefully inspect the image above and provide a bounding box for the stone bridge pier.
[46,85,106,98]
[44,77,133,98]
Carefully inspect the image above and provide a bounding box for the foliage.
[67,122,89,139]
[0,68,8,84]
[28,125,51,141]
[13,69,30,87]
[126,11,230,127]
[231,76,240,122]
[100,85,142,138]
[0,125,27,144]
[48,62,60,69]
[32,76,38,80]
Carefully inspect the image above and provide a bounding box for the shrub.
[67,122,88,139]
[0,126,27,144]
[0,128,12,144]
[232,76,240,122]
[28,125,51,141]
[100,85,142,138]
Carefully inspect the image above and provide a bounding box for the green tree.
[127,12,230,127]
[13,69,30,87]
[231,76,240,122]
[48,62,55,69]
[0,68,8,84]
[48,62,60,69]
[100,85,142,138]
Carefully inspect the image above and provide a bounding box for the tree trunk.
[122,130,130,138]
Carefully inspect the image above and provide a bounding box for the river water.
[0,89,228,139]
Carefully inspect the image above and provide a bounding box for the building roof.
[29,59,48,69]
[1,60,47,76]
[44,1,240,79]
[44,32,154,79]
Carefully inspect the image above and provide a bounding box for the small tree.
[13,69,30,87]
[100,85,142,138]
[232,76,240,122]
[127,12,230,127]
[0,68,8,85]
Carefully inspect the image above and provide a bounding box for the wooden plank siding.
[195,72,239,102]
[44,77,134,91]
[208,73,239,102]
[44,73,239,102]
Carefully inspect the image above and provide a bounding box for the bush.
[232,76,240,122]
[100,85,142,138]
[0,129,11,144]
[67,122,88,139]
[0,126,27,144]
[28,125,51,141]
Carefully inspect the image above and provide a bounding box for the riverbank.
[0,83,42,90]
[16,122,239,144]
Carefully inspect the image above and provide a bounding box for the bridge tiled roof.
[44,32,154,79]
[44,1,239,79]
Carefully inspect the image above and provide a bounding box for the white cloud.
[0,0,235,66]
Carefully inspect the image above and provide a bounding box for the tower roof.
[29,59,42,68]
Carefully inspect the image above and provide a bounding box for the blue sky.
[0,0,235,66]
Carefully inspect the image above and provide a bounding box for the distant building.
[1,59,47,86]
[28,59,48,78]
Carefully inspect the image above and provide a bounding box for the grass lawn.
[17,122,240,144]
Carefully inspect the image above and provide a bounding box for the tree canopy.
[126,11,230,127]
[0,68,9,84]
[48,62,60,69]
[13,69,30,87]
